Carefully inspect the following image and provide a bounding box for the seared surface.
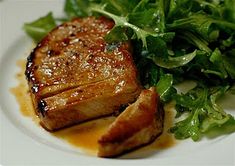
[26,17,141,130]
[98,87,164,157]
[26,17,133,98]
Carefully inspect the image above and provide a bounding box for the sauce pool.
[150,102,177,149]
[11,59,177,156]
[53,117,116,155]
[10,60,39,123]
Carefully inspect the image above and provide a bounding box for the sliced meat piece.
[98,87,164,157]
[25,16,141,130]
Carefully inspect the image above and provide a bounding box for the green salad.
[23,0,235,141]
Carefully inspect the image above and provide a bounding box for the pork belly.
[25,17,141,130]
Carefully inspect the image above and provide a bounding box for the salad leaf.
[64,0,90,18]
[223,50,235,79]
[170,109,201,141]
[223,0,235,23]
[156,74,177,102]
[149,50,197,69]
[104,26,129,43]
[103,0,139,16]
[23,12,56,43]
[170,85,235,141]
[204,117,235,138]
[90,5,156,47]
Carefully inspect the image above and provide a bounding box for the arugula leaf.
[223,50,235,79]
[178,31,211,53]
[136,56,160,88]
[104,26,128,43]
[171,85,233,141]
[149,50,197,69]
[91,5,156,47]
[128,9,156,28]
[204,117,235,138]
[103,0,139,16]
[23,12,56,43]
[155,0,166,33]
[223,0,235,23]
[208,48,228,79]
[64,0,90,18]
[167,0,194,22]
[139,35,197,69]
[156,74,177,102]
[201,86,231,132]
[132,0,151,13]
[195,0,222,17]
[170,109,201,141]
[167,13,217,42]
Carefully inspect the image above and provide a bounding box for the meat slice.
[26,17,141,130]
[98,87,164,157]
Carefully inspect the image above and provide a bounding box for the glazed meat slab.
[26,17,141,130]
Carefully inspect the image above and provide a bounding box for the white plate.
[0,1,235,165]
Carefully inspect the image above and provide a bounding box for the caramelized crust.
[26,17,134,99]
[26,17,141,130]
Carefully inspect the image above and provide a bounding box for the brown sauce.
[53,117,115,155]
[10,60,39,123]
[150,102,177,149]
[11,59,177,156]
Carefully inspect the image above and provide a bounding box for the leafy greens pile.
[23,0,235,141]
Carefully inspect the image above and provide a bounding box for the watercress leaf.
[23,12,56,43]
